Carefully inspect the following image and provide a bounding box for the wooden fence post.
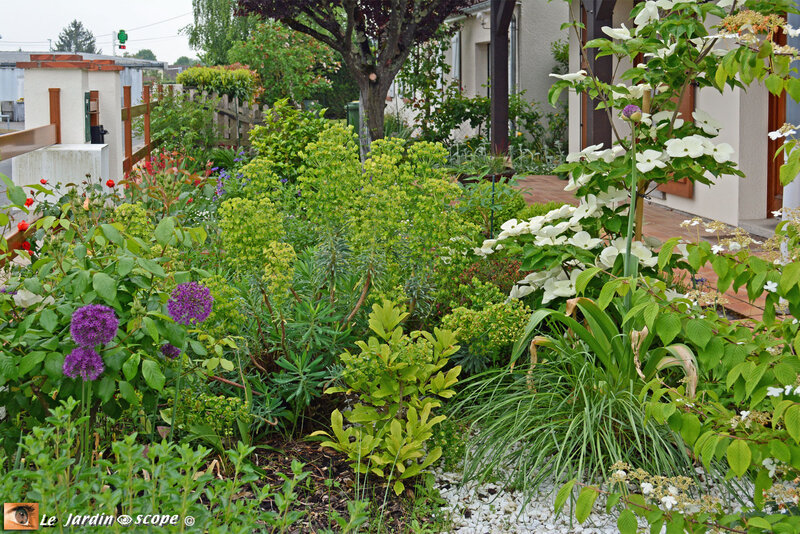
[123,85,132,173]
[48,88,61,144]
[143,85,151,161]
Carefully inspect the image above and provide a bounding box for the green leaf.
[100,224,124,245]
[43,353,65,380]
[137,258,165,278]
[96,375,116,403]
[554,479,576,514]
[748,517,772,530]
[575,486,599,523]
[18,351,46,376]
[655,314,681,345]
[765,74,784,96]
[575,267,602,294]
[118,381,138,405]
[7,183,26,206]
[685,319,712,349]
[117,256,135,277]
[726,439,751,477]
[680,413,702,446]
[617,509,637,534]
[39,309,58,333]
[154,216,176,247]
[770,439,791,463]
[123,352,141,382]
[143,317,159,342]
[780,262,800,293]
[784,405,800,444]
[92,272,117,302]
[142,359,165,391]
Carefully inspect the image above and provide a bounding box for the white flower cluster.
[474,189,672,304]
[767,384,800,397]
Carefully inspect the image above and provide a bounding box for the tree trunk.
[358,79,390,158]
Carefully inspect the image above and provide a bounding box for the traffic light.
[117,29,128,50]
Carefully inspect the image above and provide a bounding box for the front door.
[767,30,787,217]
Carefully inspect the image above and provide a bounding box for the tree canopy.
[236,0,472,145]
[133,49,157,61]
[54,20,99,54]
[174,56,199,66]
[227,21,338,105]
[186,0,258,65]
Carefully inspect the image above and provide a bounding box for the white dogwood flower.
[666,136,705,158]
[634,1,659,27]
[767,386,784,397]
[567,143,605,163]
[602,24,633,41]
[550,70,588,82]
[764,281,778,293]
[568,231,603,250]
[564,172,593,192]
[636,149,668,173]
[693,110,721,135]
[707,142,734,163]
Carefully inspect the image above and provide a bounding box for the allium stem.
[169,354,184,443]
[624,131,639,315]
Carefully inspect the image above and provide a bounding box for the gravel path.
[434,469,619,533]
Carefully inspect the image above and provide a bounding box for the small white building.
[0,51,165,117]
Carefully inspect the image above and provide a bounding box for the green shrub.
[1,399,308,534]
[515,201,568,221]
[312,301,461,494]
[177,64,260,102]
[112,203,151,240]
[457,178,527,238]
[165,391,251,446]
[218,195,285,276]
[147,90,218,160]
[248,99,331,181]
[442,300,531,374]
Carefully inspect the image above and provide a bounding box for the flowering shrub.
[218,195,285,276]
[442,300,531,374]
[248,99,330,182]
[507,0,800,531]
[313,301,460,495]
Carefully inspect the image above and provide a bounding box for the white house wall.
[568,0,770,227]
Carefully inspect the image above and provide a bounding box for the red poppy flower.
[40,178,48,185]
[17,221,29,232]
[106,180,115,188]
[187,197,193,203]
[21,241,31,252]
[24,198,34,207]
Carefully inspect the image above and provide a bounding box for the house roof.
[0,51,165,69]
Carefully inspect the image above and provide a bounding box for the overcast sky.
[0,0,197,63]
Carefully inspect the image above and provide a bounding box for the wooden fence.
[122,84,160,174]
[0,88,60,161]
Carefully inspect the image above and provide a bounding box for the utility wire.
[126,12,192,32]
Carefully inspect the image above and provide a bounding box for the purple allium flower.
[167,282,213,325]
[70,304,119,346]
[63,347,104,381]
[161,343,181,359]
[622,104,642,119]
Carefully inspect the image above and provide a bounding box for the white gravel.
[434,468,620,533]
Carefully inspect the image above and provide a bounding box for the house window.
[452,30,462,87]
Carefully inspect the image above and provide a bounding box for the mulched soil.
[248,437,414,533]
